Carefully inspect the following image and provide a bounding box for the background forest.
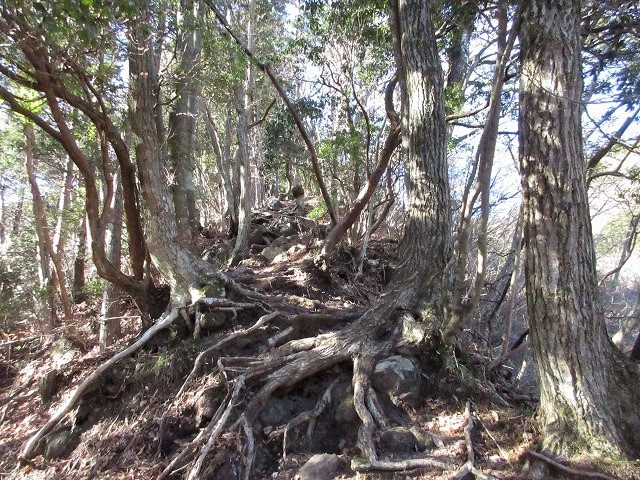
[0,0,639,479]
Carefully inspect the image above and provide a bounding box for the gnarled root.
[19,307,182,462]
[269,377,339,460]
[451,401,500,480]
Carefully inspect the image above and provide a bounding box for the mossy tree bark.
[519,0,640,458]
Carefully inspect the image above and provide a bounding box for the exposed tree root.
[186,376,245,480]
[525,449,619,480]
[157,310,283,450]
[19,307,181,462]
[353,354,378,461]
[269,377,339,460]
[158,374,245,480]
[351,457,450,472]
[452,401,499,480]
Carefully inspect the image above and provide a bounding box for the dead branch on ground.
[19,307,181,462]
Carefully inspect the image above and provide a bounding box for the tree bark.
[100,170,124,349]
[72,216,87,305]
[519,0,640,458]
[24,123,74,323]
[231,2,256,265]
[168,0,203,239]
[128,1,224,306]
[388,0,451,321]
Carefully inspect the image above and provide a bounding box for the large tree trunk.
[519,0,640,458]
[388,0,451,322]
[168,0,203,239]
[128,1,224,306]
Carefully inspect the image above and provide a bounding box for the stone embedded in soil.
[44,430,75,459]
[259,400,289,425]
[297,453,342,480]
[39,369,61,403]
[371,355,422,407]
[379,426,429,454]
[198,311,229,332]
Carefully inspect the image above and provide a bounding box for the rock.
[267,198,283,209]
[297,453,341,480]
[379,427,421,453]
[272,244,306,263]
[248,227,269,246]
[44,430,75,459]
[198,311,229,332]
[39,369,61,403]
[259,400,289,425]
[409,425,435,451]
[297,216,316,232]
[371,355,422,407]
[334,393,358,425]
[195,386,223,427]
[200,283,223,298]
[262,235,300,261]
[395,312,429,355]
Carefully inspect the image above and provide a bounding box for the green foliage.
[445,82,465,116]
[263,98,324,174]
[306,201,328,221]
[82,277,109,300]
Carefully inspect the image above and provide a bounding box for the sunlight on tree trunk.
[519,0,640,459]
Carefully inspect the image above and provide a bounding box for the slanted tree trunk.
[24,123,74,324]
[519,0,640,458]
[128,0,226,306]
[320,77,401,259]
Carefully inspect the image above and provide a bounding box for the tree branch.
[203,0,338,226]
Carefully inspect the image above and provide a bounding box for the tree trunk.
[24,123,74,323]
[230,79,253,265]
[230,1,256,265]
[320,77,401,259]
[168,0,203,239]
[100,171,124,350]
[388,0,451,321]
[519,0,640,458]
[73,216,87,305]
[128,1,223,306]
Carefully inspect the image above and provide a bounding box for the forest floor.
[0,200,636,480]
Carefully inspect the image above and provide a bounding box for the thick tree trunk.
[168,0,203,238]
[388,0,451,322]
[519,0,640,458]
[128,2,224,306]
